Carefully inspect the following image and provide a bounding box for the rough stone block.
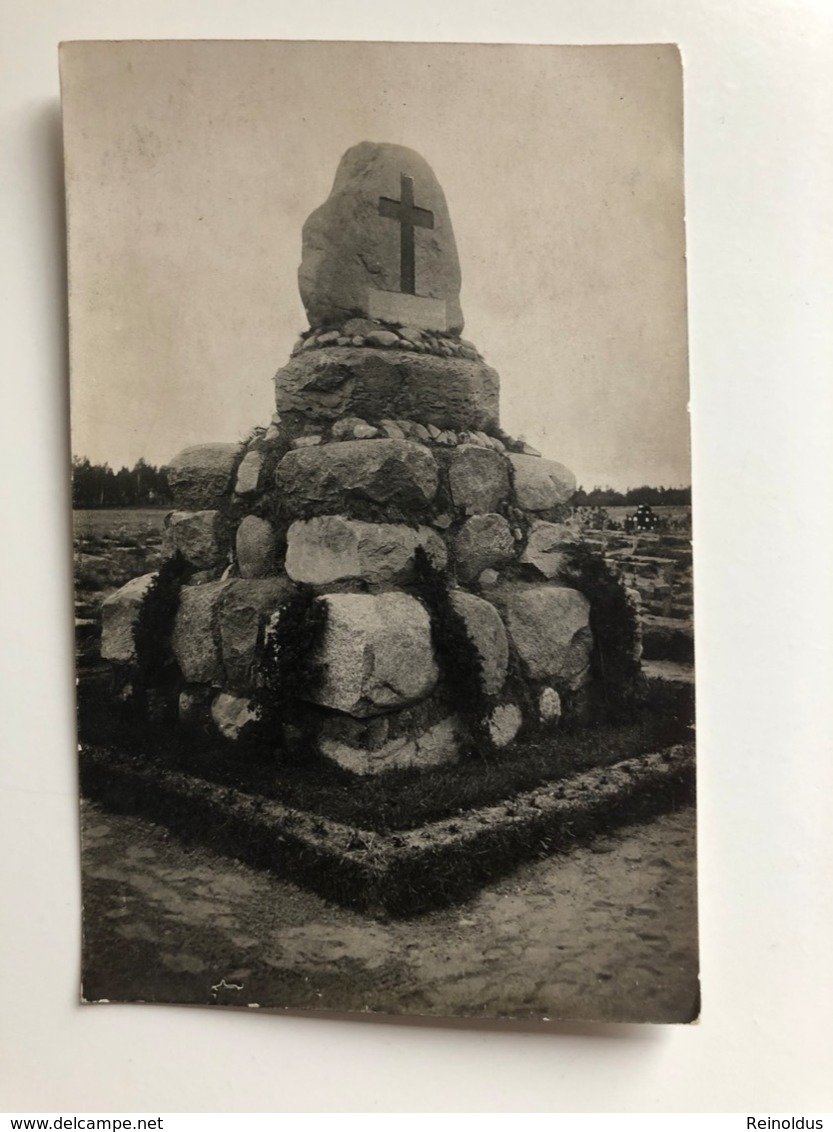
[508,454,577,511]
[171,580,232,684]
[274,349,499,433]
[520,520,578,579]
[331,416,371,440]
[217,578,295,689]
[165,510,227,570]
[487,583,592,689]
[538,686,563,724]
[234,450,264,496]
[487,703,522,747]
[165,443,239,510]
[236,515,276,579]
[452,513,516,583]
[306,592,438,717]
[364,328,400,348]
[275,439,439,515]
[379,419,407,440]
[285,516,446,586]
[211,692,258,741]
[319,716,460,776]
[448,590,509,696]
[100,573,156,663]
[446,444,510,514]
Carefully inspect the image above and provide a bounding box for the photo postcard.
[62,39,697,1022]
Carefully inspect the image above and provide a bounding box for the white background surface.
[2,0,832,1114]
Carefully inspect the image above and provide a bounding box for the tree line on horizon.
[71,456,173,509]
[573,484,691,508]
[71,455,691,511]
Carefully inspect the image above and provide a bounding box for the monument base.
[79,739,695,916]
[274,347,501,432]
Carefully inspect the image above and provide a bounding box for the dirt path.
[81,802,699,1023]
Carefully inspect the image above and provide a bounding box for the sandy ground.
[81,801,699,1024]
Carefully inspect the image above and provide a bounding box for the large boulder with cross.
[298,141,464,334]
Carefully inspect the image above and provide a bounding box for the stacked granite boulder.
[101,142,594,775]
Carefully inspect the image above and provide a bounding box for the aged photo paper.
[63,40,696,1022]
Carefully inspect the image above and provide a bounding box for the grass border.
[80,742,694,917]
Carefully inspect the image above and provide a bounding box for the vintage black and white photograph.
[63,39,697,1023]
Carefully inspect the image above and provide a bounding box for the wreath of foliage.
[131,551,189,685]
[249,584,329,752]
[557,541,645,722]
[410,546,496,756]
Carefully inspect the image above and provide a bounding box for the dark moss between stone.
[407,545,495,755]
[558,542,645,723]
[79,741,694,917]
[131,551,189,684]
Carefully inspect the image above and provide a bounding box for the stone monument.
[101,142,593,775]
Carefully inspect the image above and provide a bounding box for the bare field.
[73,506,169,540]
[73,508,169,661]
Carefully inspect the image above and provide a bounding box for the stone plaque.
[367,289,448,331]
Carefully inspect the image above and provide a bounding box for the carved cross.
[378,173,434,295]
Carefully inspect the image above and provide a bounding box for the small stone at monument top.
[298,142,464,334]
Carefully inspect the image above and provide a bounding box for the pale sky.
[62,41,689,491]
